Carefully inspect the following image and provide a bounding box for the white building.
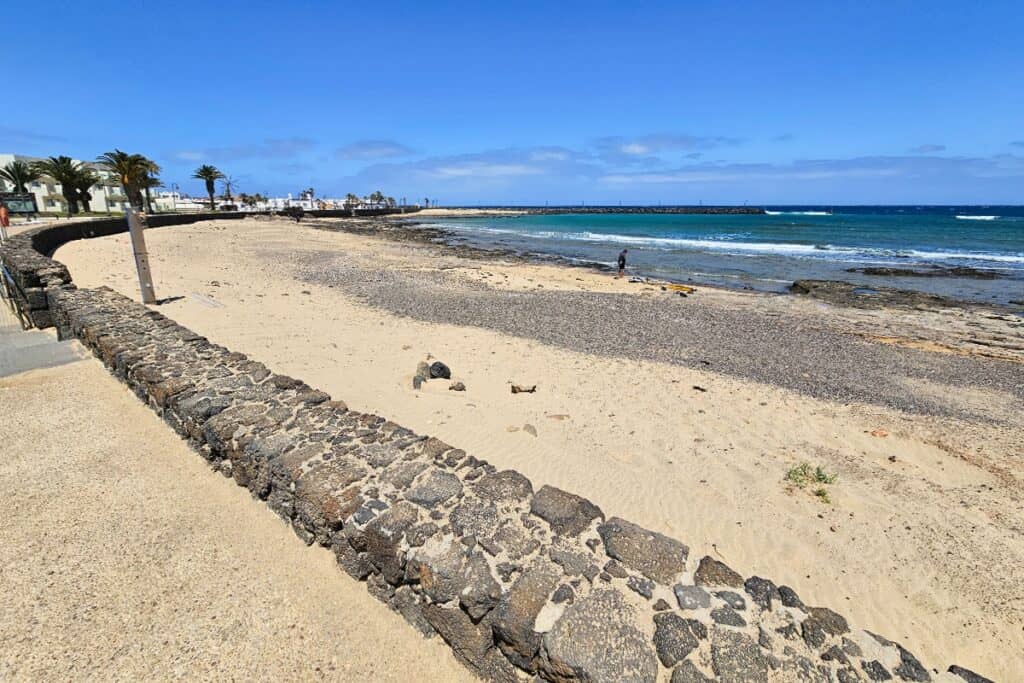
[0,153,133,214]
[152,191,206,212]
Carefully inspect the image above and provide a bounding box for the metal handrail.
[0,263,32,330]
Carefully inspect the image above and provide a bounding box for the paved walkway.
[0,351,473,680]
[0,303,89,378]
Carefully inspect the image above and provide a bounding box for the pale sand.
[57,218,1024,680]
[0,357,474,681]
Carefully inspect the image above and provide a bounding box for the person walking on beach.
[617,248,628,278]
[0,202,10,242]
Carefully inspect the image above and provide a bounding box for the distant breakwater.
[456,206,766,215]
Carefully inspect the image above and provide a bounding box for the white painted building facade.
[0,153,131,214]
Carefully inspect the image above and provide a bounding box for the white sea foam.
[955,215,999,220]
[904,249,1024,264]
[441,223,1024,266]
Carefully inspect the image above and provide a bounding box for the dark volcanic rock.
[389,586,434,637]
[790,278,977,312]
[846,265,1003,279]
[862,660,893,681]
[710,606,747,627]
[653,613,707,667]
[711,628,769,683]
[473,469,533,503]
[626,575,655,599]
[807,606,849,636]
[744,576,780,610]
[838,668,861,683]
[821,645,850,665]
[671,660,714,683]
[460,551,503,620]
[409,541,465,604]
[597,516,689,584]
[893,644,931,682]
[406,469,463,508]
[362,502,420,584]
[548,540,593,577]
[603,560,629,579]
[694,556,743,587]
[423,606,518,683]
[332,531,373,579]
[450,498,500,538]
[715,590,746,610]
[674,584,711,610]
[801,617,827,649]
[492,559,560,671]
[429,360,452,379]
[530,485,603,537]
[778,585,806,610]
[947,665,995,683]
[551,584,575,604]
[542,589,658,683]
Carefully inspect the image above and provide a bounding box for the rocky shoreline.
[788,279,1012,312]
[314,217,1023,314]
[295,242,1023,422]
[845,266,1006,280]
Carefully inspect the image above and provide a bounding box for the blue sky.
[4,1,1022,204]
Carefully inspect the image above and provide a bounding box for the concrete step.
[0,338,90,378]
[0,330,66,351]
[0,303,91,378]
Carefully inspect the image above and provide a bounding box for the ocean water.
[419,206,1024,304]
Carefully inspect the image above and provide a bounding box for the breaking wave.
[441,223,1024,265]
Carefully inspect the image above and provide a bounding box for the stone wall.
[1,221,992,683]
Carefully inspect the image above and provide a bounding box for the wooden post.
[126,207,157,304]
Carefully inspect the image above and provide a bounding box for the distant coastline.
[440,205,765,215]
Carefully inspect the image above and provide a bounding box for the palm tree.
[344,193,359,208]
[96,149,152,210]
[192,165,225,211]
[369,190,385,206]
[32,156,83,216]
[140,173,162,213]
[0,159,42,193]
[72,167,100,213]
[141,157,162,213]
[385,196,396,208]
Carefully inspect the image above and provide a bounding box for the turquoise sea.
[419,206,1024,304]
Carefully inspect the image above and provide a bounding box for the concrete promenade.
[0,341,472,680]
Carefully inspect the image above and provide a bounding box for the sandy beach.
[56,216,1024,680]
[0,357,474,681]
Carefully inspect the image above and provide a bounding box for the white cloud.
[600,155,1024,185]
[170,137,314,164]
[335,140,414,160]
[173,150,205,161]
[430,163,542,178]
